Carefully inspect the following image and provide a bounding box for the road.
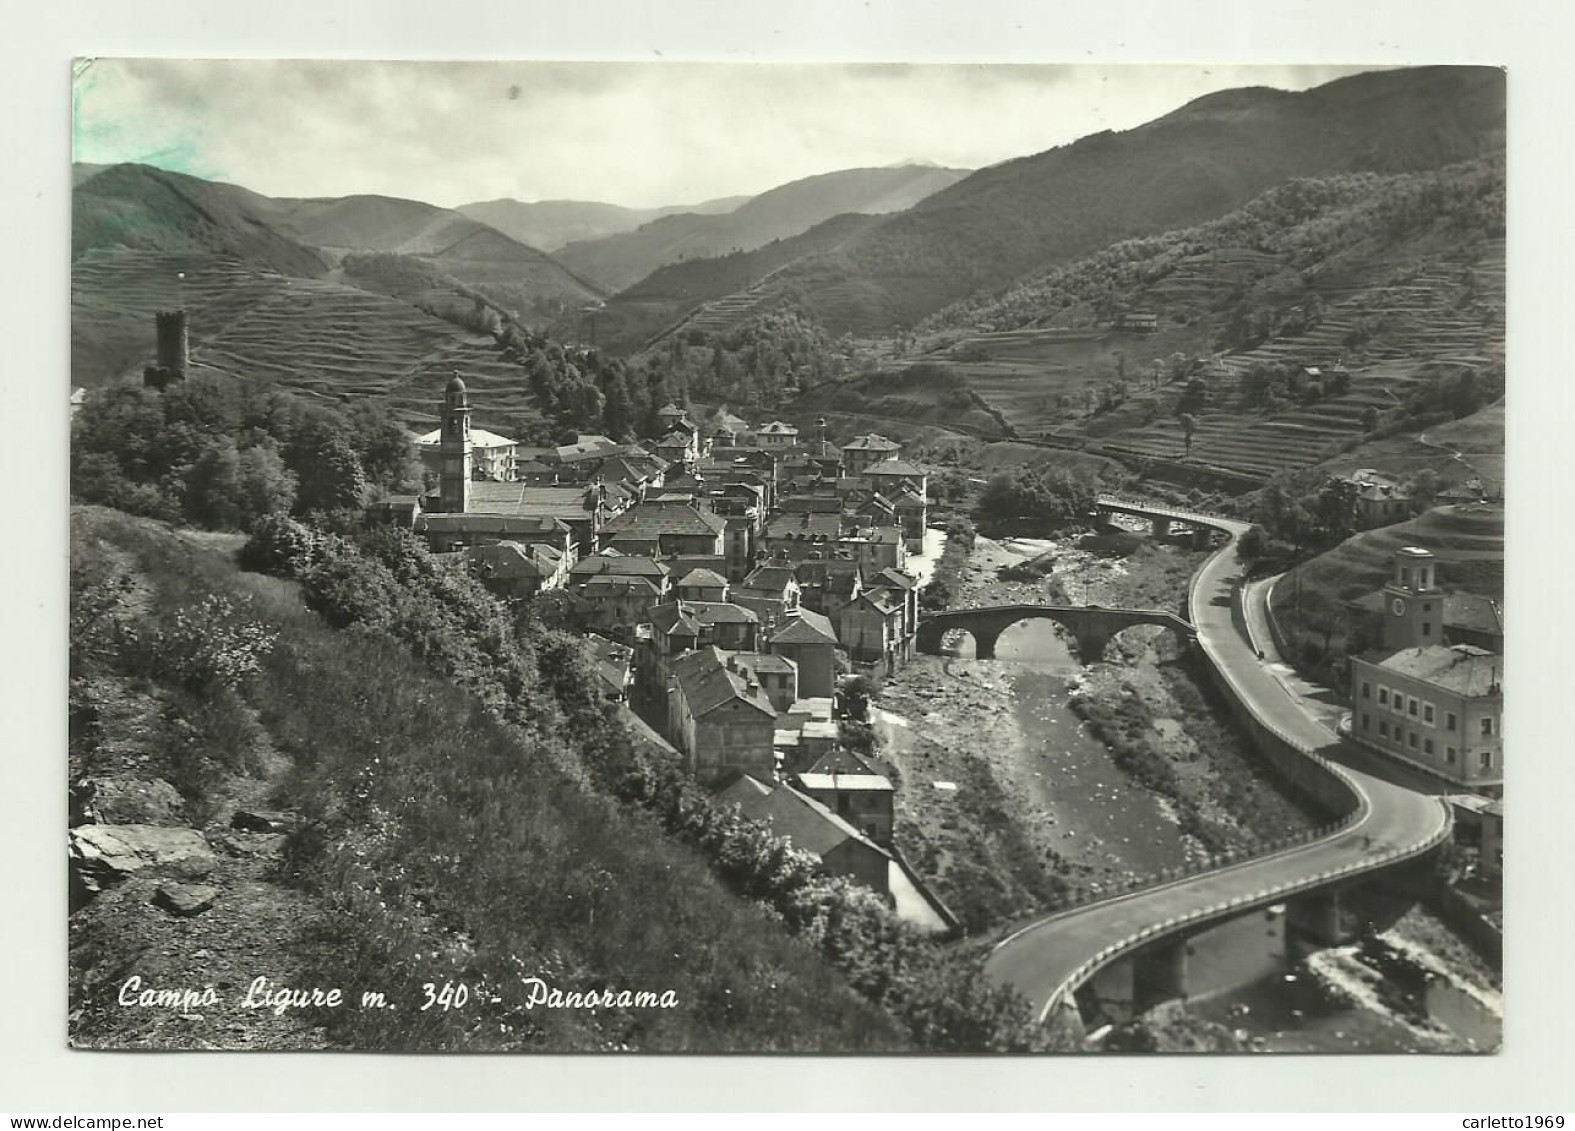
[983,497,1454,1022]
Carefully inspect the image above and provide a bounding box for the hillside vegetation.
[747,67,1504,335]
[69,507,906,1051]
[800,157,1506,494]
[588,213,879,355]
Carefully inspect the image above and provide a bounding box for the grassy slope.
[1269,502,1504,682]
[69,506,902,1052]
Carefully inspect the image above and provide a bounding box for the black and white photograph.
[59,55,1513,1060]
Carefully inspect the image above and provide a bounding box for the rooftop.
[771,609,838,646]
[670,647,775,719]
[677,567,730,589]
[570,552,669,580]
[465,540,562,579]
[739,565,799,594]
[466,483,597,520]
[602,500,726,539]
[865,459,926,478]
[717,777,885,859]
[681,600,759,626]
[1373,644,1503,697]
[766,512,842,540]
[414,427,518,450]
[842,434,901,452]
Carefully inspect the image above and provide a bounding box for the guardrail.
[1022,495,1452,1022]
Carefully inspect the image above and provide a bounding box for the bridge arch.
[916,603,1196,664]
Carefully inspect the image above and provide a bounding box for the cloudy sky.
[74,60,1379,209]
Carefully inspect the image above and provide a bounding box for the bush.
[126,594,277,694]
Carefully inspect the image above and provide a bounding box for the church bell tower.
[1382,546,1443,651]
[440,372,472,514]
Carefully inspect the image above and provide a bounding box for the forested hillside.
[750,67,1505,334]
[555,165,968,293]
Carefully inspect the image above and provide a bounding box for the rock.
[230,808,292,834]
[72,777,185,826]
[153,882,218,917]
[70,825,215,896]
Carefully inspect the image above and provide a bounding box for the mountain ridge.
[554,164,971,292]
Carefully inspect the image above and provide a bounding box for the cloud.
[72,60,1383,208]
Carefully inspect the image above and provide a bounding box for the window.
[1408,731,1418,749]
[1423,602,1433,612]
[1424,739,1434,755]
[1422,622,1432,637]
[1362,682,1371,699]
[1481,717,1495,737]
[1378,688,1389,706]
[1480,750,1494,770]
[1379,721,1389,738]
[1408,698,1418,717]
[1447,712,1458,731]
[1362,713,1371,731]
[1424,704,1434,724]
[1447,747,1457,763]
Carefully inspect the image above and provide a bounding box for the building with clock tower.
[1348,545,1502,795]
[1382,545,1444,651]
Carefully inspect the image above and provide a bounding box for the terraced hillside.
[187,279,471,404]
[1091,239,1504,483]
[73,250,299,386]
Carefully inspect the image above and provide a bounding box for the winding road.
[983,497,1454,1022]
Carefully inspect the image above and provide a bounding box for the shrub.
[126,594,277,694]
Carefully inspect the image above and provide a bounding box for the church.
[410,373,614,558]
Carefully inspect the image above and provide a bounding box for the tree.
[291,432,368,514]
[1178,412,1197,455]
[185,439,297,530]
[1405,468,1441,512]
[346,402,422,494]
[1361,406,1380,432]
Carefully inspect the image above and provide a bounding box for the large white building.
[415,424,519,482]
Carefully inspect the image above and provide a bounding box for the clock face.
[1392,597,1406,616]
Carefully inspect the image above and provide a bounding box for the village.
[369,373,955,931]
[350,356,1507,955]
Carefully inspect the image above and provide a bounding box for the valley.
[66,62,1508,1059]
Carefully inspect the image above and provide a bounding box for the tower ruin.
[143,310,189,389]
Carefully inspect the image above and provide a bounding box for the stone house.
[769,609,839,699]
[838,591,904,669]
[666,647,778,785]
[793,748,896,847]
[726,651,799,714]
[600,500,726,558]
[732,564,802,629]
[675,567,730,603]
[840,433,902,477]
[464,539,569,599]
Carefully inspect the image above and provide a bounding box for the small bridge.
[916,603,1196,664]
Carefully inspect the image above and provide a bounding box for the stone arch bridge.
[916,603,1196,664]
